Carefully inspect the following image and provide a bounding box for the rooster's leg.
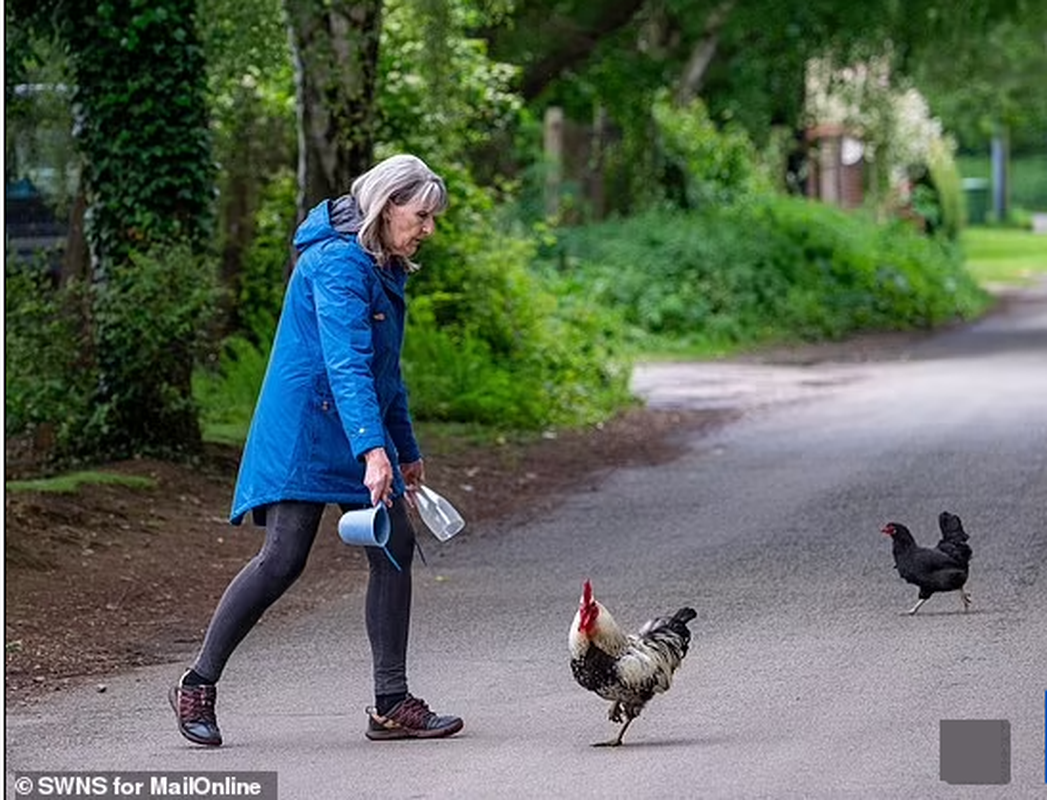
[960,590,972,611]
[906,597,927,615]
[607,701,623,723]
[592,716,634,748]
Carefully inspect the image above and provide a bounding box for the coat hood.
[293,196,363,254]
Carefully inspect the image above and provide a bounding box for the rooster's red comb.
[582,579,593,605]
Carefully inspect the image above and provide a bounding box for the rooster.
[568,580,697,747]
[881,511,973,615]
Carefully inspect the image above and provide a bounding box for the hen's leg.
[607,701,623,723]
[960,590,972,611]
[906,597,927,615]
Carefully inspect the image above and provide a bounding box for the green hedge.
[546,196,990,353]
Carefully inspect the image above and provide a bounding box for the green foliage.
[546,196,990,353]
[86,243,222,460]
[961,227,1047,285]
[915,15,1047,153]
[928,173,959,239]
[402,167,633,428]
[58,0,215,267]
[652,93,773,210]
[196,0,295,338]
[378,0,525,168]
[4,264,96,451]
[193,334,271,445]
[7,243,222,463]
[197,0,290,100]
[235,170,297,344]
[6,243,222,463]
[5,0,222,464]
[912,138,964,240]
[958,154,1047,214]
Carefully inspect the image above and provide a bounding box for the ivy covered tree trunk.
[61,0,214,266]
[284,0,383,222]
[57,0,216,460]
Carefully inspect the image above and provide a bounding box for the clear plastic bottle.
[413,485,465,541]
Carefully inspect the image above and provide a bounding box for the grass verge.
[962,226,1047,285]
[6,471,157,494]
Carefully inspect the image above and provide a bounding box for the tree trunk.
[587,105,608,220]
[284,0,383,227]
[60,183,90,287]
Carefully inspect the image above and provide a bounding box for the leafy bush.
[547,195,990,353]
[6,243,222,464]
[403,167,633,428]
[4,263,96,452]
[652,92,773,210]
[84,243,222,460]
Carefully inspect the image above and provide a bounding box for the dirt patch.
[5,407,733,706]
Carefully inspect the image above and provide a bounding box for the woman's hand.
[363,447,394,506]
[400,458,425,490]
[400,458,425,508]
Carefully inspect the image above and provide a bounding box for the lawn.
[961,225,1047,285]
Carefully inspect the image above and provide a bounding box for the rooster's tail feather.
[672,607,698,626]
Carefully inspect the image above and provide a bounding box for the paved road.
[7,282,1047,799]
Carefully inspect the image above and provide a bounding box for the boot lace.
[388,695,435,729]
[179,684,217,725]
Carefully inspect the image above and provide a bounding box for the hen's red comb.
[582,579,593,605]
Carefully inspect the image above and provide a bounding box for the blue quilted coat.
[230,200,421,525]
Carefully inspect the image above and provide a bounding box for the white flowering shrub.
[805,53,962,235]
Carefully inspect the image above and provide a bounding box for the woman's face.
[383,197,437,258]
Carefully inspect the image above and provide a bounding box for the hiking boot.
[168,679,223,747]
[365,694,463,740]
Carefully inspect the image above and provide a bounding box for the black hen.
[881,511,973,615]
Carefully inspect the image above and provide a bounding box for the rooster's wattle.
[568,580,697,747]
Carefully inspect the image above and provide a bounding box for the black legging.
[191,498,416,696]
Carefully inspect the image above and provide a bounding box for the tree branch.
[482,0,649,101]
[673,0,736,105]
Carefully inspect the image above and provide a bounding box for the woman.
[169,154,463,745]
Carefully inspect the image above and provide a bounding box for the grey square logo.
[940,719,1011,785]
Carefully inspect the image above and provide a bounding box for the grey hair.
[352,154,448,269]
